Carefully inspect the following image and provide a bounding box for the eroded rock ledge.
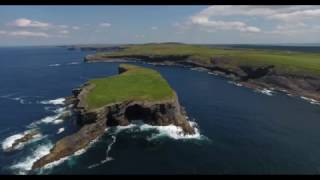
[32,65,194,170]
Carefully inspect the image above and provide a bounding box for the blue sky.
[1,5,320,46]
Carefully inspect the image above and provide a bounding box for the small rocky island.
[32,64,195,170]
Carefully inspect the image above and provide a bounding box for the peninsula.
[31,64,194,170]
[84,43,320,102]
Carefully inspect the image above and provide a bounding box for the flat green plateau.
[97,43,320,76]
[85,64,175,110]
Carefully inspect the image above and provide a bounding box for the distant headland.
[81,43,320,102]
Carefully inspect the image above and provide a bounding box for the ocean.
[1,46,320,174]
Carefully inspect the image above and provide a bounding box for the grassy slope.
[85,64,174,109]
[98,44,320,76]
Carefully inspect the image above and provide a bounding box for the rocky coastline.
[85,54,320,102]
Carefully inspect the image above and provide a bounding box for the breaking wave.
[0,95,31,104]
[57,128,65,134]
[28,107,69,128]
[39,97,65,105]
[190,67,208,72]
[68,62,80,65]
[2,130,44,152]
[0,93,17,98]
[208,72,219,76]
[300,96,320,105]
[39,137,101,172]
[48,64,61,67]
[142,121,202,140]
[112,120,205,141]
[12,97,26,104]
[256,88,274,96]
[10,142,53,175]
[228,81,243,87]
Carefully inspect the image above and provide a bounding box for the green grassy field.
[85,64,175,109]
[98,43,320,76]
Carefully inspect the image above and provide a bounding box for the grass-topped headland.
[85,64,175,110]
[92,43,320,76]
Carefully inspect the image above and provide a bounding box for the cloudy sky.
[0,5,320,46]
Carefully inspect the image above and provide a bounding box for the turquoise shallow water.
[1,46,320,174]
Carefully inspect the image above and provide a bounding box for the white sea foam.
[1,95,31,104]
[40,97,65,105]
[112,120,204,141]
[10,142,53,175]
[12,139,95,174]
[142,121,202,140]
[40,114,61,124]
[68,62,80,65]
[190,67,208,72]
[57,128,65,134]
[12,97,26,104]
[53,107,66,113]
[2,133,24,151]
[48,64,61,67]
[256,88,274,96]
[228,81,243,87]
[28,108,69,128]
[40,137,101,172]
[88,136,116,169]
[301,96,320,105]
[2,130,44,152]
[113,124,137,134]
[208,72,218,76]
[53,119,64,124]
[0,94,15,98]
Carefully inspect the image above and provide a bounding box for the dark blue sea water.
[1,46,320,174]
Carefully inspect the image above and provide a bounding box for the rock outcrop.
[32,65,194,170]
[3,129,40,152]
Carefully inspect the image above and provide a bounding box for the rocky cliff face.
[32,66,194,170]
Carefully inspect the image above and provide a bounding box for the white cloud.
[72,26,80,30]
[10,18,50,28]
[99,22,111,27]
[185,6,263,33]
[269,8,320,22]
[192,5,275,17]
[135,34,145,38]
[8,31,49,38]
[57,25,68,29]
[192,5,318,20]
[190,15,261,33]
[59,30,69,34]
[181,5,320,34]
[151,26,158,30]
[0,30,7,35]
